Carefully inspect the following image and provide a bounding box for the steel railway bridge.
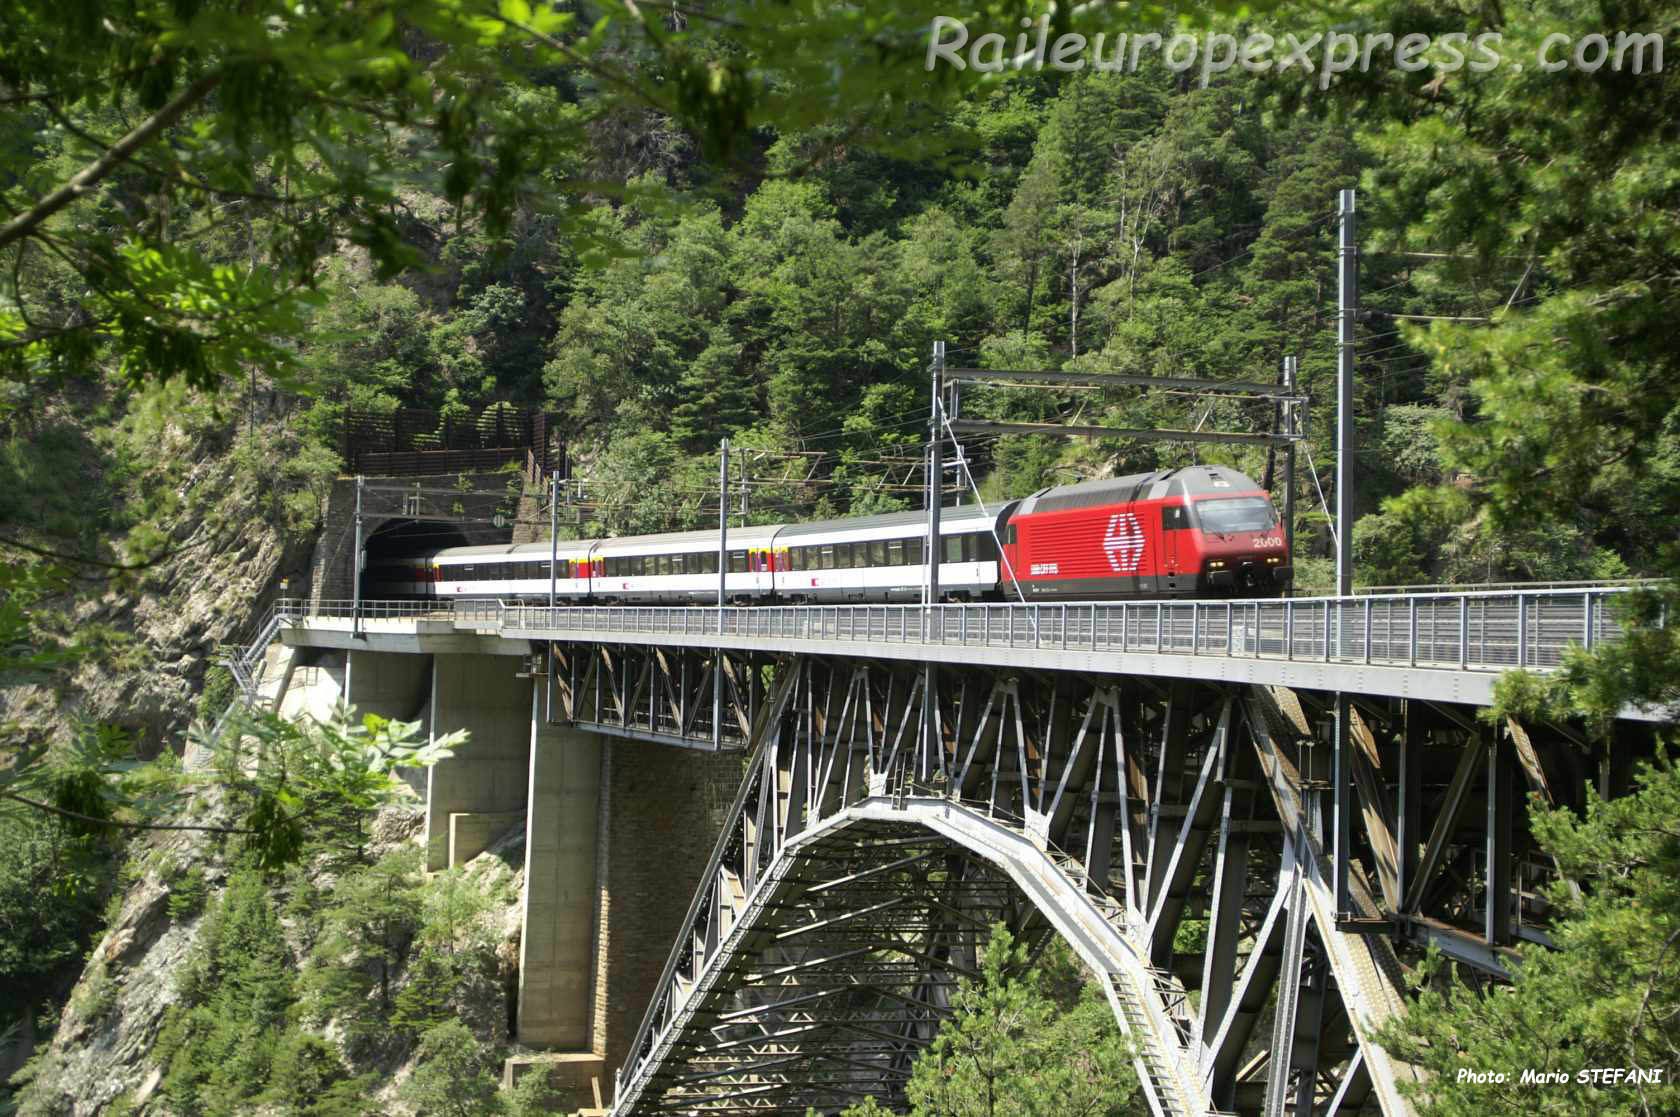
[252,586,1662,1117]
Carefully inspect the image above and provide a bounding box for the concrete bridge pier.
[514,717,607,1101]
[426,653,533,871]
[346,651,434,796]
[346,651,431,723]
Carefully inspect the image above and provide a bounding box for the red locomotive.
[1002,466,1291,599]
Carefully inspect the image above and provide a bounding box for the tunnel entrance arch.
[307,472,526,606]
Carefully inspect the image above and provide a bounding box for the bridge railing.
[487,585,1634,673]
[274,585,1646,673]
[286,598,464,621]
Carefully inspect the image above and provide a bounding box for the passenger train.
[364,466,1292,604]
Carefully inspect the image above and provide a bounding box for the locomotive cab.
[1189,493,1292,594]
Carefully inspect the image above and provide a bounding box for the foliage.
[837,925,1139,1117]
[297,846,421,1052]
[156,868,298,1115]
[0,812,113,1014]
[58,827,519,1117]
[1378,754,1680,1116]
[195,665,236,727]
[261,1033,380,1117]
[398,1020,502,1117]
[502,1063,569,1117]
[204,704,463,869]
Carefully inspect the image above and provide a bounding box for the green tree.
[206,704,463,870]
[154,869,299,1115]
[400,1020,503,1117]
[301,847,423,1052]
[0,814,111,1025]
[1379,756,1680,1116]
[262,1033,379,1117]
[837,926,1138,1117]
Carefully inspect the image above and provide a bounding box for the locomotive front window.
[1194,497,1278,534]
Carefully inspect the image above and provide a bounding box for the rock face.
[0,410,315,756]
[17,827,229,1117]
[16,806,531,1117]
[5,413,535,1116]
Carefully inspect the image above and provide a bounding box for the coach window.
[943,535,962,564]
[727,550,745,574]
[868,540,887,566]
[887,539,904,566]
[905,537,923,565]
[1163,505,1189,529]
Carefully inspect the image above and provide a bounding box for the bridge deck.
[276,585,1652,713]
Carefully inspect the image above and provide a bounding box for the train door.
[1161,503,1188,592]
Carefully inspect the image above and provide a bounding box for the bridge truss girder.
[586,650,1636,1117]
[546,642,773,751]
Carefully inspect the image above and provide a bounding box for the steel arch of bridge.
[600,655,1567,1117]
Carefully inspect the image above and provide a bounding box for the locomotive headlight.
[1266,556,1281,564]
[1208,560,1226,569]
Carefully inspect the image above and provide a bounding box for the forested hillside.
[285,60,1674,586]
